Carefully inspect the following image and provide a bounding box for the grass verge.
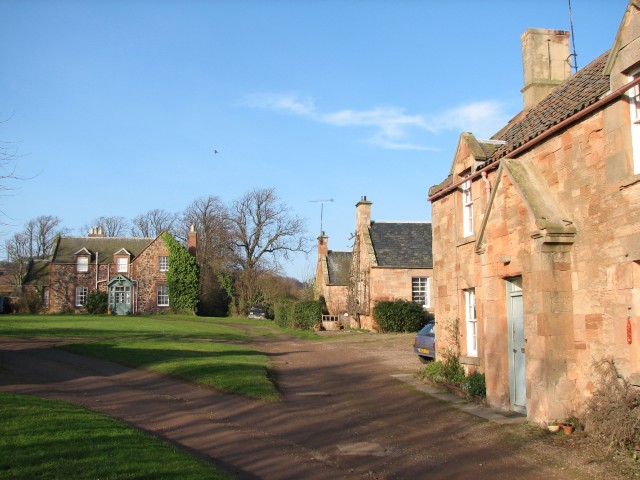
[0,392,231,480]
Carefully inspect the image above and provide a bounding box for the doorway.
[506,276,526,413]
[108,275,133,315]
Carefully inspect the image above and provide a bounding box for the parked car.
[413,322,435,363]
[248,305,266,319]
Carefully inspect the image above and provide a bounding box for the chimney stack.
[317,232,329,256]
[355,196,372,230]
[188,224,197,256]
[521,28,571,110]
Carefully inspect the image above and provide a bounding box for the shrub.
[14,289,43,314]
[442,354,465,384]
[418,360,447,382]
[292,301,321,330]
[585,358,640,451]
[373,299,432,333]
[462,372,486,397]
[274,301,294,328]
[86,290,108,314]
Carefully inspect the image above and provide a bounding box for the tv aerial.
[309,198,333,235]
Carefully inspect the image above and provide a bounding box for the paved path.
[0,332,605,479]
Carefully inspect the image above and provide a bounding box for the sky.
[0,0,629,280]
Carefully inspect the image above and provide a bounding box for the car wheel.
[418,356,432,364]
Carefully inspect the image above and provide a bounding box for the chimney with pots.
[188,224,197,256]
[356,196,372,231]
[521,28,571,110]
[317,232,329,256]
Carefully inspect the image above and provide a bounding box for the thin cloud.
[243,92,510,150]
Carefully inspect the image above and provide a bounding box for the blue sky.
[0,0,628,280]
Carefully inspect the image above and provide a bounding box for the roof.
[490,51,610,160]
[429,51,611,198]
[369,222,433,268]
[22,260,50,288]
[51,236,157,264]
[326,251,351,285]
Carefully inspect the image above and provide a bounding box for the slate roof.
[326,251,351,285]
[491,51,610,160]
[51,236,157,264]
[369,222,433,268]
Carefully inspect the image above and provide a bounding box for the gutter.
[428,75,640,203]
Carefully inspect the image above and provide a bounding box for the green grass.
[0,392,231,479]
[63,339,280,401]
[0,314,248,340]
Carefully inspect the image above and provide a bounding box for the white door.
[507,277,526,413]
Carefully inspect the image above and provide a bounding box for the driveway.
[0,330,634,479]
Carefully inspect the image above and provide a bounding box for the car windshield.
[419,323,435,335]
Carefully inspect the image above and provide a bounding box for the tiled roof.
[491,51,610,160]
[369,222,432,268]
[52,237,156,264]
[327,251,351,285]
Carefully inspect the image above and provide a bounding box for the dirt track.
[0,329,635,479]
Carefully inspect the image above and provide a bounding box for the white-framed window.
[75,286,88,307]
[157,285,169,307]
[412,277,430,308]
[462,176,474,237]
[76,256,89,273]
[43,287,49,308]
[116,257,129,273]
[158,256,169,272]
[464,288,477,356]
[629,72,640,175]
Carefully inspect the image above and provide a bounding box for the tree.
[180,195,233,316]
[131,209,178,238]
[227,187,308,312]
[163,232,199,314]
[82,216,130,237]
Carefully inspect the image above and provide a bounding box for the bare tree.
[82,216,130,237]
[227,187,308,309]
[131,209,178,238]
[0,120,26,224]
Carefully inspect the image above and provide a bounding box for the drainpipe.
[481,171,491,202]
[95,252,99,289]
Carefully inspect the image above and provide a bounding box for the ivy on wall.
[162,232,199,314]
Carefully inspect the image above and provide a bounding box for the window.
[462,176,474,236]
[629,72,640,175]
[76,256,89,273]
[157,285,169,307]
[158,256,169,272]
[464,288,477,356]
[75,286,88,307]
[412,277,430,308]
[116,257,129,273]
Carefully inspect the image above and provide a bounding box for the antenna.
[309,199,333,234]
[567,0,578,74]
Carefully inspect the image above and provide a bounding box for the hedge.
[373,299,432,332]
[292,301,322,330]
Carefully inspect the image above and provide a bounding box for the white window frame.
[76,256,89,273]
[116,257,129,273]
[462,177,474,237]
[75,286,88,307]
[157,285,169,307]
[464,288,477,357]
[158,256,169,272]
[629,72,640,175]
[412,277,430,309]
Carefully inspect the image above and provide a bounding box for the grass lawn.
[0,392,231,479]
[0,314,283,401]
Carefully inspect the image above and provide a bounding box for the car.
[248,305,266,319]
[413,322,435,363]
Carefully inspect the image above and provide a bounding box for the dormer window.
[116,257,129,273]
[74,247,92,273]
[77,256,89,273]
[113,248,132,274]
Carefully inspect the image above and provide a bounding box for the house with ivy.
[314,233,351,320]
[21,226,197,315]
[428,1,640,423]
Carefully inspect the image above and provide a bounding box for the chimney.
[188,224,197,256]
[317,232,329,256]
[521,28,571,110]
[89,226,104,238]
[355,195,372,230]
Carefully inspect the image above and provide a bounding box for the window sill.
[459,355,480,366]
[456,236,476,247]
